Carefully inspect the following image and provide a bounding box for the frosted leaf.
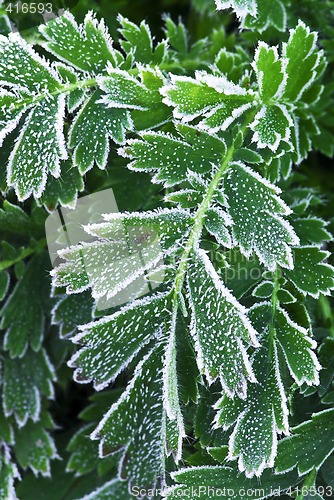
[0,456,19,500]
[215,0,257,20]
[167,465,299,499]
[215,304,289,478]
[284,246,334,298]
[242,0,287,32]
[51,292,93,338]
[69,90,133,174]
[14,420,57,477]
[275,307,321,386]
[252,280,274,298]
[7,93,67,201]
[187,248,259,399]
[161,72,255,132]
[79,479,130,500]
[91,347,165,489]
[0,33,59,93]
[1,252,52,358]
[275,408,334,475]
[98,68,162,111]
[0,90,27,148]
[120,123,227,186]
[37,160,84,212]
[162,309,186,462]
[39,11,117,74]
[118,15,167,64]
[282,21,324,103]
[69,292,171,390]
[204,206,232,248]
[3,349,56,427]
[52,208,191,300]
[223,162,299,270]
[250,104,293,152]
[0,33,69,200]
[252,42,286,102]
[291,217,332,245]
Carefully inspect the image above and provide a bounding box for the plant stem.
[173,111,257,302]
[12,58,207,112]
[0,237,47,272]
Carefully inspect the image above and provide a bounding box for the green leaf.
[0,270,9,301]
[282,21,324,104]
[121,124,227,186]
[0,201,43,241]
[39,11,117,74]
[98,68,163,111]
[223,162,299,270]
[77,479,130,499]
[52,208,191,300]
[118,15,167,64]
[14,420,57,476]
[291,217,332,245]
[215,0,257,20]
[55,63,85,113]
[1,252,52,358]
[38,160,84,212]
[250,104,293,152]
[161,72,255,133]
[252,42,285,103]
[275,409,334,475]
[275,307,321,386]
[69,90,132,174]
[51,292,93,337]
[215,304,289,478]
[204,207,232,247]
[0,456,19,500]
[167,465,299,499]
[8,93,67,201]
[284,246,334,298]
[91,346,165,488]
[252,280,274,298]
[187,249,259,398]
[66,423,99,476]
[68,292,170,389]
[3,349,56,427]
[163,16,188,55]
[243,0,287,32]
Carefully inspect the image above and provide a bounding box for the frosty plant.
[0,0,334,498]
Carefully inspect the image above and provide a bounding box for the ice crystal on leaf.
[187,248,258,398]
